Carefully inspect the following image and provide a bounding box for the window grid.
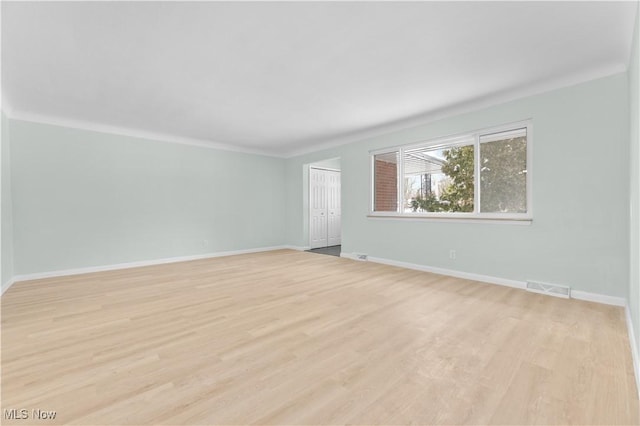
[370,121,532,221]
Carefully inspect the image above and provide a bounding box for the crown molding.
[2,62,627,160]
[282,63,627,158]
[1,93,15,118]
[5,108,281,158]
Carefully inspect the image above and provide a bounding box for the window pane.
[403,143,474,213]
[480,129,527,213]
[373,151,398,212]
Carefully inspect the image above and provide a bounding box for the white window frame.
[369,120,533,223]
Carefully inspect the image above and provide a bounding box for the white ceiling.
[2,1,637,157]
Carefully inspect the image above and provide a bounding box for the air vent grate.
[526,281,570,298]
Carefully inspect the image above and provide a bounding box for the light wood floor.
[2,250,638,425]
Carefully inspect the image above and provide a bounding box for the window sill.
[367,214,532,225]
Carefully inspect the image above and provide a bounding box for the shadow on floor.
[305,245,341,257]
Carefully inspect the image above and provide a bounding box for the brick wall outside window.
[374,159,397,211]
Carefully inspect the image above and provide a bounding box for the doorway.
[309,161,341,252]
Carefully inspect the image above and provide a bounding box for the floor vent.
[355,253,368,261]
[526,281,571,298]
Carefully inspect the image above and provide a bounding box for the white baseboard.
[1,277,16,296]
[625,304,640,399]
[284,245,311,251]
[340,253,526,289]
[341,252,627,306]
[6,245,291,290]
[339,252,360,261]
[571,290,626,307]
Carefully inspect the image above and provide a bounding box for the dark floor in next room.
[306,245,341,257]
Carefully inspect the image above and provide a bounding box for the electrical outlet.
[449,249,456,259]
[203,239,209,247]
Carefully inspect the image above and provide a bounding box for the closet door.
[309,168,328,249]
[327,170,341,246]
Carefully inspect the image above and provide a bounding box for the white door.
[310,167,341,249]
[327,170,341,246]
[310,168,328,249]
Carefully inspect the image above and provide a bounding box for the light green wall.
[2,112,14,289]
[4,72,634,302]
[286,73,630,297]
[10,120,286,275]
[629,7,639,370]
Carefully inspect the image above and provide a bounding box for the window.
[403,138,475,213]
[480,129,527,213]
[371,122,531,221]
[373,151,399,212]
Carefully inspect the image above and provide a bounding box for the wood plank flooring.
[1,249,638,425]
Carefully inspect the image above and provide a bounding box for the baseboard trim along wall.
[570,290,627,307]
[286,245,311,251]
[5,247,628,308]
[1,245,309,296]
[626,304,640,399]
[1,277,16,296]
[340,252,627,306]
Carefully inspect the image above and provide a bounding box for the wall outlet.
[449,249,456,259]
[203,239,209,247]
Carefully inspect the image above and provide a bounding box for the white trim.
[309,165,318,249]
[344,253,526,289]
[405,134,475,152]
[6,110,279,158]
[369,153,376,213]
[341,252,629,306]
[366,214,532,225]
[1,94,15,117]
[2,245,310,295]
[525,122,534,219]
[368,255,526,288]
[340,252,363,261]
[398,146,405,214]
[570,290,627,307]
[283,64,626,159]
[4,64,625,161]
[480,127,527,143]
[474,133,481,215]
[1,277,16,296]
[309,166,340,172]
[8,246,289,286]
[625,303,640,399]
[369,120,533,221]
[283,245,311,251]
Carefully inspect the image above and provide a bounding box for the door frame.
[308,165,341,249]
